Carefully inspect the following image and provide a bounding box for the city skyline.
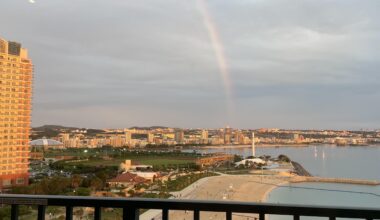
[31,125,379,149]
[2,0,380,129]
[31,124,380,131]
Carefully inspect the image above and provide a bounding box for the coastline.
[262,179,290,202]
[201,144,310,149]
[189,144,380,150]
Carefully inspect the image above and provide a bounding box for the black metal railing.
[1,194,380,220]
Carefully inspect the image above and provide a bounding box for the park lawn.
[68,156,195,167]
[137,157,195,166]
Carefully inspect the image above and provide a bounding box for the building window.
[3,179,11,186]
[16,178,25,185]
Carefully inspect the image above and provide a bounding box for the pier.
[290,176,380,186]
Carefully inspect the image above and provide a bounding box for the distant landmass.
[33,125,80,131]
[31,125,106,139]
[31,125,171,139]
[129,126,170,130]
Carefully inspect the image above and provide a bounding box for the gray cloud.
[1,0,380,129]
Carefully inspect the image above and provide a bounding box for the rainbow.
[197,0,234,120]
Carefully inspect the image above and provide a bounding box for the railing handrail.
[1,194,380,219]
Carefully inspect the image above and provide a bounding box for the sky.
[1,0,380,129]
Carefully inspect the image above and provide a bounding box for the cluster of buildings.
[44,126,255,149]
[31,126,380,149]
[256,129,380,146]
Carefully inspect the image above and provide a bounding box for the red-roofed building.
[107,172,149,188]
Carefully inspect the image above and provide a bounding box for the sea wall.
[290,176,380,186]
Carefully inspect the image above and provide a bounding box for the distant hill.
[86,129,106,136]
[31,125,64,139]
[33,125,80,131]
[31,125,105,139]
[129,126,169,130]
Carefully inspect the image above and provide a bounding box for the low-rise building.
[107,172,149,188]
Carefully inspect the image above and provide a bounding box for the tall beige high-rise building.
[0,38,33,189]
[224,126,232,145]
[201,130,208,144]
[125,131,132,146]
[175,129,184,144]
[147,132,154,143]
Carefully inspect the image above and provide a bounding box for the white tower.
[252,132,256,157]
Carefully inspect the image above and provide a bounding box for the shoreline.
[190,143,380,150]
[262,179,290,202]
[200,144,310,149]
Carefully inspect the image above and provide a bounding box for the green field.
[67,156,195,167]
[47,149,200,172]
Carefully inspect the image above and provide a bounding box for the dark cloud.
[1,0,380,129]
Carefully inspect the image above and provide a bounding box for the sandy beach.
[168,175,288,220]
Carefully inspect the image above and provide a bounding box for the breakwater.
[291,161,312,176]
[290,161,379,186]
[290,176,380,186]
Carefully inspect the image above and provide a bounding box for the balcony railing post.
[294,215,300,220]
[66,206,73,220]
[38,205,46,220]
[123,207,139,220]
[226,211,232,220]
[11,204,19,220]
[162,208,168,220]
[94,206,101,220]
[194,210,200,220]
[259,212,265,220]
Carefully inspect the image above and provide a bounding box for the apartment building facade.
[0,38,32,189]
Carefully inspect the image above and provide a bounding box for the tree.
[47,176,71,194]
[71,174,83,188]
[127,189,135,197]
[11,185,32,194]
[89,176,103,191]
[76,187,91,196]
[81,177,91,188]
[0,206,11,220]
[234,155,243,162]
[95,170,109,184]
[278,154,291,163]
[34,176,71,195]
